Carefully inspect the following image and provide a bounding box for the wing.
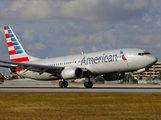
[0,60,90,77]
[0,60,64,75]
[0,64,16,68]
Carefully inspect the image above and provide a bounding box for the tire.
[84,82,88,88]
[59,81,64,88]
[64,81,68,88]
[89,82,93,88]
[84,82,93,88]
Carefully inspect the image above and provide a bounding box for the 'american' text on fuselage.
[81,54,118,65]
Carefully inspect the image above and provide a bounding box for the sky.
[0,0,161,75]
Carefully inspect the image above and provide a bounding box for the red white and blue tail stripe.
[4,26,39,63]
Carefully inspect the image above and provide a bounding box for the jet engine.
[103,72,125,81]
[61,67,83,79]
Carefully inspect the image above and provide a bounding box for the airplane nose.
[148,56,158,65]
[155,57,158,63]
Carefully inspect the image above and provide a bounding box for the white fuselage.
[16,48,157,80]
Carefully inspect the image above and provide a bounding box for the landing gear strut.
[59,80,68,88]
[84,77,93,88]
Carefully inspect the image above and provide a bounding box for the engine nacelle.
[103,72,125,81]
[61,67,83,79]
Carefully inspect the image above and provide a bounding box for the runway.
[0,84,161,94]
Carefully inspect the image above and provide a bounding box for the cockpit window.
[138,52,151,56]
[144,52,150,55]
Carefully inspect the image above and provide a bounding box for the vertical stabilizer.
[4,26,40,62]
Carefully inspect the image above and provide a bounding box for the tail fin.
[4,26,40,62]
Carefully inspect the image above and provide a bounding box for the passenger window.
[138,53,144,56]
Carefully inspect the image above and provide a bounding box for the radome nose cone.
[149,56,158,64]
[155,57,158,63]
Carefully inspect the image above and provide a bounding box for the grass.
[0,94,161,120]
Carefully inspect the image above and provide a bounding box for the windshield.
[138,52,151,56]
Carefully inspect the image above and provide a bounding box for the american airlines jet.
[0,26,158,88]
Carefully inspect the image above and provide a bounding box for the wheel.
[84,81,93,88]
[59,81,68,88]
[64,81,68,88]
[84,82,88,88]
[89,81,93,88]
[59,81,64,88]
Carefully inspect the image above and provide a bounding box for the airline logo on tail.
[4,26,29,63]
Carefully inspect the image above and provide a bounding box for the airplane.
[0,25,158,88]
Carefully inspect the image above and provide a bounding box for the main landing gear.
[59,77,93,88]
[59,80,68,88]
[84,77,93,88]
